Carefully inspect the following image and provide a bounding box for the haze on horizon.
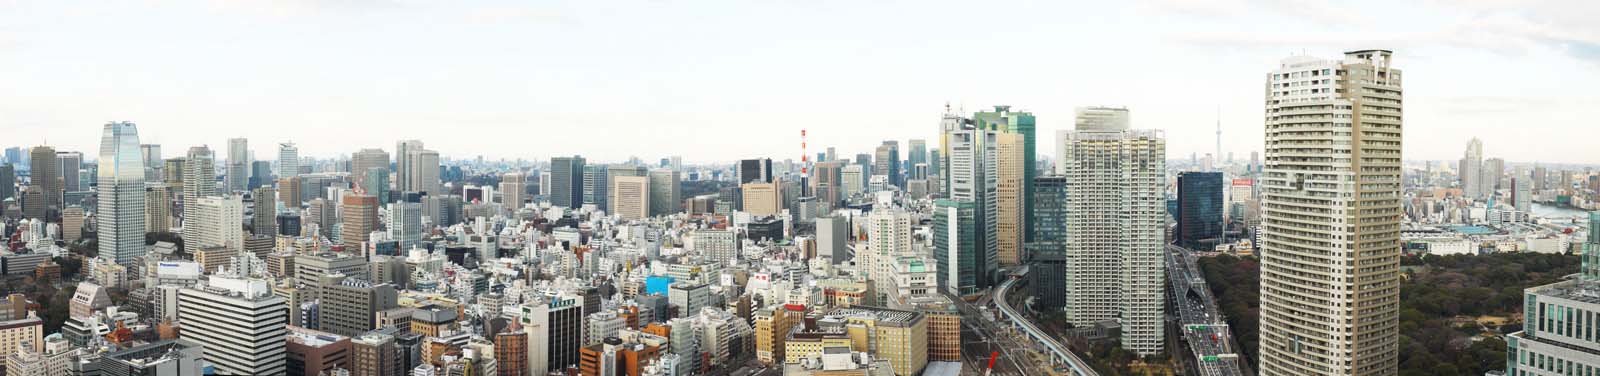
[3,0,1598,164]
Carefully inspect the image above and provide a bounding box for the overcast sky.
[3,0,1598,165]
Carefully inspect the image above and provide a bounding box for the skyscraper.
[937,109,998,295]
[278,142,299,179]
[252,186,277,236]
[550,156,585,209]
[1258,50,1402,375]
[738,158,772,184]
[500,172,526,210]
[145,185,170,233]
[1514,177,1533,214]
[648,168,680,217]
[141,144,163,182]
[388,201,422,251]
[408,149,440,195]
[604,165,645,215]
[740,182,781,217]
[351,148,390,191]
[182,146,216,243]
[57,151,82,194]
[907,139,927,179]
[1176,171,1224,251]
[863,209,914,303]
[98,122,147,266]
[0,163,13,203]
[1058,106,1165,355]
[29,146,59,212]
[227,138,250,193]
[395,140,423,192]
[811,161,842,211]
[972,106,1036,242]
[1027,176,1068,311]
[582,165,609,211]
[341,194,379,250]
[189,195,245,252]
[1460,138,1483,199]
[873,142,899,188]
[612,175,650,220]
[994,132,1025,266]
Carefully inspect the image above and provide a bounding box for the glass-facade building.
[1176,171,1224,251]
[1027,176,1068,311]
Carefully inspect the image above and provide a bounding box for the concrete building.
[938,110,998,295]
[669,283,709,318]
[29,146,59,212]
[341,194,379,250]
[501,172,526,210]
[226,138,249,193]
[286,326,353,376]
[181,146,216,243]
[1057,106,1166,355]
[1258,50,1403,375]
[741,182,782,217]
[994,132,1025,266]
[178,276,289,375]
[278,142,299,179]
[550,156,585,209]
[816,216,849,263]
[351,148,389,191]
[189,195,245,253]
[318,274,398,337]
[612,175,650,220]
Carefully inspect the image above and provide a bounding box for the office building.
[840,165,863,199]
[605,165,645,214]
[189,195,245,253]
[739,158,772,184]
[994,132,1025,266]
[612,175,650,220]
[583,165,609,211]
[1461,138,1484,199]
[395,140,423,192]
[936,110,997,295]
[1258,50,1402,375]
[863,209,914,304]
[741,182,782,217]
[408,149,440,195]
[253,186,277,236]
[668,282,710,317]
[388,201,422,251]
[286,326,352,376]
[972,106,1037,241]
[520,294,584,374]
[1176,172,1224,251]
[648,168,680,217]
[1507,216,1600,375]
[811,161,842,210]
[58,151,82,196]
[351,148,389,190]
[352,331,404,376]
[341,194,379,250]
[874,141,900,188]
[501,172,526,210]
[181,146,216,241]
[278,142,299,179]
[178,276,289,375]
[907,139,927,179]
[1514,177,1534,214]
[251,160,273,189]
[1028,176,1068,311]
[816,215,848,262]
[0,163,13,203]
[318,274,398,337]
[226,138,249,193]
[97,122,148,266]
[550,156,585,209]
[295,252,370,299]
[29,146,59,212]
[1058,106,1165,355]
[145,185,171,233]
[278,176,302,210]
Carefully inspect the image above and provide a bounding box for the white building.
[1056,106,1166,356]
[188,195,245,252]
[177,275,288,375]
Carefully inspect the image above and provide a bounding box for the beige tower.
[612,175,650,220]
[500,172,526,210]
[341,194,379,250]
[1258,50,1402,375]
[994,132,1025,266]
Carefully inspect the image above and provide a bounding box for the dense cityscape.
[4,2,1600,375]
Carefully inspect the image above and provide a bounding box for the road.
[992,266,1098,376]
[1165,245,1246,376]
[950,288,1041,376]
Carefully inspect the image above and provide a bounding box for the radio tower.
[800,129,810,195]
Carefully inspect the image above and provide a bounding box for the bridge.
[993,265,1099,376]
[1165,245,1245,376]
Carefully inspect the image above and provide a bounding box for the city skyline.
[3,1,1599,163]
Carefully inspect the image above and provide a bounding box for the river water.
[1533,203,1591,222]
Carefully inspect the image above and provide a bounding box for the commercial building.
[612,175,650,220]
[278,142,299,179]
[226,138,249,193]
[188,195,245,253]
[318,274,398,337]
[1257,50,1403,375]
[938,110,998,295]
[178,276,289,375]
[741,182,782,217]
[550,156,585,209]
[98,122,148,266]
[341,194,380,250]
[1176,171,1224,251]
[647,168,680,217]
[286,326,353,376]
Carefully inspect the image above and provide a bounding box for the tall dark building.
[249,160,273,189]
[738,158,772,184]
[550,156,585,208]
[0,163,14,203]
[1026,176,1067,311]
[1176,171,1224,251]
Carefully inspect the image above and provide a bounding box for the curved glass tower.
[98,122,147,265]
